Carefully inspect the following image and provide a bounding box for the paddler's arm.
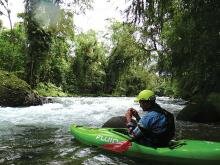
[125,109,143,139]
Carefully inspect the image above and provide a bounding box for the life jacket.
[138,104,175,147]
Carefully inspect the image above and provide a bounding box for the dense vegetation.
[126,0,220,101]
[0,0,219,101]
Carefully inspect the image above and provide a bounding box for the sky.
[0,0,24,28]
[74,0,127,32]
[0,0,127,32]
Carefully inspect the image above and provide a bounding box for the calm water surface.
[0,97,220,165]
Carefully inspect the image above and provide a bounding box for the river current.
[0,97,219,164]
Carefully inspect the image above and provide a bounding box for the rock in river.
[0,70,42,107]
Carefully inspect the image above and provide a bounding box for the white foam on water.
[0,97,185,128]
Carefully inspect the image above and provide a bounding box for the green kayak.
[70,124,220,164]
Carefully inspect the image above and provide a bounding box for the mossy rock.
[0,70,42,107]
[176,100,220,123]
[207,92,220,111]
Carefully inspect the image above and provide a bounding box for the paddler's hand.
[128,108,140,121]
[125,109,133,123]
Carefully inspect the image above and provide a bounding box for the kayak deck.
[70,124,220,164]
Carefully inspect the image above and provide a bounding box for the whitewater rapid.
[0,97,184,129]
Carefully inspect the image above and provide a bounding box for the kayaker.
[125,89,175,147]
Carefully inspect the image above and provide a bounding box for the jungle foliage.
[0,0,219,99]
[126,0,220,100]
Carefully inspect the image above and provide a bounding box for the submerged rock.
[0,70,42,107]
[40,97,53,104]
[102,116,136,128]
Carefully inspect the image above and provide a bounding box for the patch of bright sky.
[74,0,127,33]
[0,0,24,28]
[0,0,128,33]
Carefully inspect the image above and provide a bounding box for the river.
[0,97,220,164]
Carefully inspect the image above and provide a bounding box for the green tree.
[69,30,107,94]
[23,0,52,87]
[105,22,151,95]
[0,24,26,73]
[114,67,160,96]
[126,0,220,99]
[23,0,93,88]
[160,0,220,99]
[39,10,75,88]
